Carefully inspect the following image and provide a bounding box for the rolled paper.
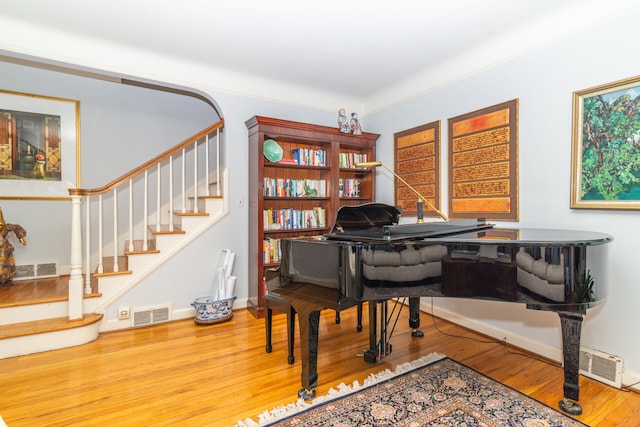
[225,252,236,278]
[225,276,237,299]
[219,249,231,271]
[217,267,226,299]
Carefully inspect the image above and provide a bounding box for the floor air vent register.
[579,346,623,388]
[132,304,172,327]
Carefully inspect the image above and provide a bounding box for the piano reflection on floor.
[266,203,612,415]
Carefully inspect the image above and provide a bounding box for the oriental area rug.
[234,353,586,427]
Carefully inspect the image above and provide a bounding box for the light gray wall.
[2,7,639,388]
[0,61,216,275]
[367,10,640,381]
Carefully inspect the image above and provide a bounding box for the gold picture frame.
[0,89,80,200]
[447,99,519,221]
[571,75,640,210]
[393,121,441,218]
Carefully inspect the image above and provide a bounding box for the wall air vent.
[132,304,172,327]
[579,346,623,388]
[14,262,59,280]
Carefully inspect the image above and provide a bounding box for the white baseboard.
[99,297,248,332]
[420,301,640,392]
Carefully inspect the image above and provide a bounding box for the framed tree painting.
[0,89,80,200]
[571,75,640,209]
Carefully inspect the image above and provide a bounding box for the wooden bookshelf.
[246,116,379,317]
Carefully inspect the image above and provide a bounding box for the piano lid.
[326,203,494,242]
[329,203,401,233]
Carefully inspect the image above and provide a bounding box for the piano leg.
[364,300,379,363]
[409,297,424,338]
[297,307,321,400]
[558,311,584,416]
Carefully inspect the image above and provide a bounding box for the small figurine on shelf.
[0,208,27,286]
[338,108,351,133]
[33,153,45,179]
[350,112,362,135]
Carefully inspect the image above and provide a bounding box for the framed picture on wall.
[0,89,80,200]
[571,75,640,209]
[393,121,441,218]
[447,99,519,221]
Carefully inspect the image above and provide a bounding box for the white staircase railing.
[68,119,224,320]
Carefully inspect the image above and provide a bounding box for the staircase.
[0,120,227,359]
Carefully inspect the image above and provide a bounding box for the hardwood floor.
[1,303,639,426]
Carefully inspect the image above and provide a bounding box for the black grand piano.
[265,203,612,415]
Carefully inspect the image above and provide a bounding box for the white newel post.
[69,194,85,320]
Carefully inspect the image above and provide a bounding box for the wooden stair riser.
[0,317,101,359]
[87,274,136,302]
[125,251,163,273]
[193,197,224,216]
[0,300,69,325]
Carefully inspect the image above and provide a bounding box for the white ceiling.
[1,0,639,114]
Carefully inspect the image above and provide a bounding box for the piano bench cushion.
[362,246,418,266]
[419,245,448,262]
[516,250,535,273]
[532,259,548,278]
[362,245,447,267]
[530,260,565,285]
[363,262,442,282]
[546,263,565,284]
[517,268,565,302]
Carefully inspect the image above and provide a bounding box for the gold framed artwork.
[447,99,519,221]
[571,75,640,210]
[393,121,441,218]
[0,89,80,200]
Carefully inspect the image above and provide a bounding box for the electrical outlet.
[118,306,130,320]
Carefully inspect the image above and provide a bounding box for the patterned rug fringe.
[232,352,446,427]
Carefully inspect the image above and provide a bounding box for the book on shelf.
[263,237,281,264]
[313,206,325,228]
[291,148,327,166]
[278,158,298,164]
[263,177,327,198]
[339,152,368,168]
[263,207,326,230]
[338,178,361,197]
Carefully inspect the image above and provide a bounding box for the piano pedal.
[411,328,424,338]
[363,349,378,363]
